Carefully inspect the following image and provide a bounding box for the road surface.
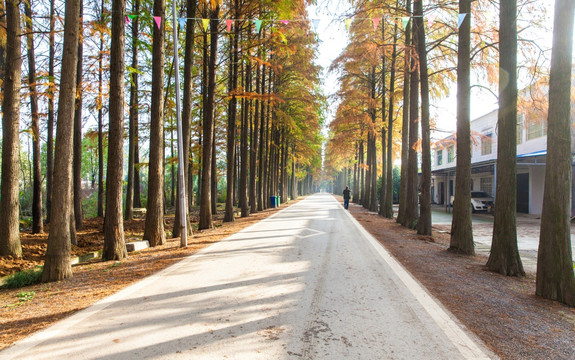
[2,193,495,360]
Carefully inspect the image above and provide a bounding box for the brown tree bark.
[224,0,240,222]
[173,0,196,236]
[449,0,474,255]
[102,0,128,261]
[144,0,166,246]
[487,0,524,276]
[125,0,140,221]
[25,0,43,234]
[198,5,220,230]
[97,0,106,219]
[0,0,22,258]
[73,1,84,232]
[536,0,575,306]
[397,0,411,225]
[46,0,56,223]
[415,0,431,236]
[384,22,398,219]
[403,24,419,229]
[239,31,250,218]
[42,0,81,282]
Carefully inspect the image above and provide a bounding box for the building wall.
[530,166,546,215]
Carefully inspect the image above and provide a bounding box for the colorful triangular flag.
[128,15,137,21]
[372,17,381,31]
[344,18,352,31]
[178,17,186,30]
[281,20,289,25]
[154,16,162,30]
[125,15,130,24]
[226,19,233,32]
[312,19,320,31]
[254,19,263,32]
[458,13,467,28]
[401,17,410,30]
[202,18,210,31]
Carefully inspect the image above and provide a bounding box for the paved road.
[431,207,575,273]
[2,194,494,360]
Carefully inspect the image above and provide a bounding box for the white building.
[431,109,551,215]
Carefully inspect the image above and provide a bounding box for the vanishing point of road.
[2,193,496,360]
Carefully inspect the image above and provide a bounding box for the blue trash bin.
[270,196,277,208]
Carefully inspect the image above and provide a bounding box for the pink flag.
[372,17,380,31]
[281,20,289,25]
[154,16,162,29]
[226,19,233,32]
[125,15,130,24]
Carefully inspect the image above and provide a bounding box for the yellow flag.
[344,18,352,31]
[202,18,210,32]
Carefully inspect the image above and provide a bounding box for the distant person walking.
[343,186,351,209]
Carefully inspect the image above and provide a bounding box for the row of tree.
[325,0,575,306]
[0,0,324,282]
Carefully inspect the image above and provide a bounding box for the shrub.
[1,267,43,289]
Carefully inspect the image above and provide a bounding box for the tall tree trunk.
[125,0,140,221]
[415,0,431,236]
[143,0,166,246]
[397,0,411,225]
[487,0,524,276]
[46,0,56,223]
[42,0,81,282]
[384,22,398,219]
[25,0,43,234]
[0,0,22,258]
[250,50,261,214]
[257,62,266,211]
[353,142,358,203]
[379,23,387,217]
[198,5,220,230]
[224,1,239,222]
[73,1,84,231]
[103,0,127,261]
[97,0,106,218]
[450,0,474,254]
[403,25,419,229]
[211,119,217,215]
[536,0,575,306]
[239,31,250,218]
[173,0,196,235]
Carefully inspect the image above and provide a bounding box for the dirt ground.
[1,197,575,359]
[345,200,575,360]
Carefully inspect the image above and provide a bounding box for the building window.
[527,120,547,140]
[480,177,493,196]
[437,149,443,166]
[517,116,523,144]
[481,133,492,155]
[447,146,455,163]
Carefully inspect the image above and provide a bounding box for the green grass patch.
[1,267,43,289]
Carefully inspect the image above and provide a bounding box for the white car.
[470,191,494,213]
[450,191,495,213]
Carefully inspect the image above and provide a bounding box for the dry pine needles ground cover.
[345,200,575,360]
[0,204,293,351]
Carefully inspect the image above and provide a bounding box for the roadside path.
[2,194,495,359]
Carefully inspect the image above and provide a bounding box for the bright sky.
[307,0,572,140]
